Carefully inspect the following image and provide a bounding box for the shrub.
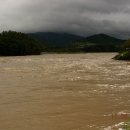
[114,51,130,60]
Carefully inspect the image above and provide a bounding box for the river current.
[0,53,130,130]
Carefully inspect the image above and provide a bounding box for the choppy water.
[0,53,130,130]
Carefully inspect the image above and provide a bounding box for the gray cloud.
[0,0,130,38]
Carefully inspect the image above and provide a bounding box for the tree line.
[0,31,44,56]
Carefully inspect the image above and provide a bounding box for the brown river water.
[0,53,130,130]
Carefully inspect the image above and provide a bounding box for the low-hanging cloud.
[1,0,130,38]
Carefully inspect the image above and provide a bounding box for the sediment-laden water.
[0,53,130,130]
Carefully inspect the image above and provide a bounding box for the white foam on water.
[104,122,125,130]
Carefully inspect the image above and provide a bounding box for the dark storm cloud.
[1,0,130,38]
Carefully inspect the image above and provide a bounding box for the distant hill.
[81,34,124,45]
[28,32,83,47]
[28,32,125,52]
[70,34,125,52]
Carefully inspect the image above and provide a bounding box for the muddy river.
[0,53,130,130]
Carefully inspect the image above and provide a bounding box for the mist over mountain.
[1,0,130,38]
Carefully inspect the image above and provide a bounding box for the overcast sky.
[1,0,130,38]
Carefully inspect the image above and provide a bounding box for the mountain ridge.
[28,32,84,47]
[28,32,125,52]
[79,33,124,45]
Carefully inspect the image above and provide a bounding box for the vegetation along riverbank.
[114,39,130,60]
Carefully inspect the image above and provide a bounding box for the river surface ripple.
[0,53,130,130]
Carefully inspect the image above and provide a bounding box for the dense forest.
[0,31,44,56]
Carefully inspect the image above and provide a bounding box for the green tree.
[0,31,44,56]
